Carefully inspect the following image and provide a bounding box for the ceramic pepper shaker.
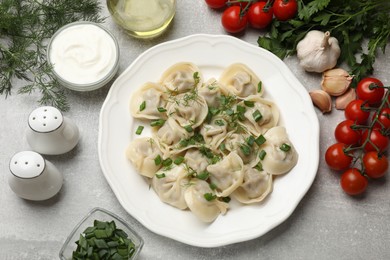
[26,106,80,155]
[8,151,63,201]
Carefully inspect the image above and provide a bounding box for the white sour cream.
[49,23,118,87]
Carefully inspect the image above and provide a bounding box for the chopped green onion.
[240,144,251,156]
[226,108,234,116]
[236,105,246,113]
[156,173,166,179]
[222,197,231,203]
[184,125,193,132]
[174,156,184,165]
[257,81,262,93]
[139,101,146,111]
[209,183,217,190]
[255,135,266,146]
[246,135,255,146]
[244,100,255,107]
[252,109,263,122]
[214,119,225,126]
[204,193,217,201]
[197,171,209,180]
[154,155,162,165]
[162,158,173,167]
[150,119,166,127]
[157,107,167,112]
[254,162,263,171]
[259,150,267,160]
[135,125,144,135]
[219,143,226,152]
[280,143,291,152]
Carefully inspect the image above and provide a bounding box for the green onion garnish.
[162,158,173,167]
[280,143,291,152]
[244,100,255,107]
[156,173,166,179]
[157,107,167,112]
[255,135,266,146]
[135,126,144,135]
[214,119,225,126]
[204,193,217,201]
[197,171,209,180]
[219,143,226,152]
[209,183,217,190]
[240,144,251,156]
[222,197,231,203]
[150,119,166,127]
[184,125,193,132]
[154,155,162,165]
[254,161,263,171]
[259,150,267,160]
[226,108,234,116]
[247,135,255,146]
[139,101,146,111]
[257,81,262,93]
[252,109,262,122]
[174,156,184,165]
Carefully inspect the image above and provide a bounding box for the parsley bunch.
[258,0,390,82]
[0,0,104,111]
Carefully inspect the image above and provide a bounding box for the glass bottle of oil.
[107,0,176,38]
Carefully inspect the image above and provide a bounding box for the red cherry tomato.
[361,129,389,152]
[356,77,384,105]
[325,143,353,171]
[363,151,389,179]
[205,0,228,9]
[344,99,370,124]
[221,6,248,33]
[334,119,361,146]
[273,0,298,21]
[373,108,390,130]
[248,2,273,29]
[340,168,368,196]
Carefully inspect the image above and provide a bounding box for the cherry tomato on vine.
[373,108,390,130]
[334,119,361,146]
[248,2,273,29]
[344,99,370,124]
[325,143,353,171]
[340,168,368,196]
[221,6,248,33]
[273,0,298,21]
[363,151,389,179]
[362,129,389,152]
[205,0,228,9]
[356,77,384,105]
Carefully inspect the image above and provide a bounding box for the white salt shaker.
[8,151,63,201]
[26,106,80,155]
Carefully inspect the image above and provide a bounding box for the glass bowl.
[59,207,143,260]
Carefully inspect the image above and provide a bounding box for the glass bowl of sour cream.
[47,21,120,92]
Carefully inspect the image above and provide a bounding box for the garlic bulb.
[296,30,341,73]
[321,68,353,96]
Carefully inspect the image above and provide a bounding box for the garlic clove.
[321,68,353,96]
[309,90,332,113]
[335,87,357,110]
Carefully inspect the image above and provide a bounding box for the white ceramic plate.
[98,34,319,247]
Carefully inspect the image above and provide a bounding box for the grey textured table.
[1,1,389,259]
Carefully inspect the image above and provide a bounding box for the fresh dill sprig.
[0,0,105,111]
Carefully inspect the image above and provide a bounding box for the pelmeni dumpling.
[160,62,203,93]
[222,133,257,165]
[154,117,193,156]
[130,82,168,120]
[238,95,279,136]
[200,116,229,152]
[152,165,190,210]
[260,126,298,175]
[219,63,263,98]
[232,165,273,204]
[166,93,208,128]
[198,78,227,108]
[126,137,163,178]
[184,179,229,222]
[207,152,244,197]
[184,149,209,174]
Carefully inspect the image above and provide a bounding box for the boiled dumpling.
[153,117,193,156]
[200,115,230,152]
[219,63,263,98]
[130,82,168,120]
[184,179,229,222]
[232,165,273,204]
[152,165,190,210]
[237,95,279,136]
[222,133,258,165]
[184,149,209,174]
[198,78,227,108]
[166,92,208,128]
[126,137,163,178]
[160,62,203,93]
[207,152,244,197]
[260,126,298,175]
